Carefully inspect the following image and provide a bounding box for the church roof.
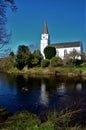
[43,21,48,34]
[49,41,82,48]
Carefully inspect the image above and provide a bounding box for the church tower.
[40,21,50,58]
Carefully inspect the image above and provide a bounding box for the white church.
[40,21,83,59]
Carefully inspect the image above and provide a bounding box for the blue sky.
[6,0,85,53]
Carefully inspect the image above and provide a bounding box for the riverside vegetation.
[0,45,86,78]
[0,106,86,130]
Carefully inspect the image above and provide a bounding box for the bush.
[0,56,16,72]
[74,59,83,66]
[80,62,86,67]
[44,46,56,59]
[41,59,50,67]
[50,57,62,67]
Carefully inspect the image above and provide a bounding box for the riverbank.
[6,66,86,79]
[0,106,86,130]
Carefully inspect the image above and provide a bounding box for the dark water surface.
[0,73,86,116]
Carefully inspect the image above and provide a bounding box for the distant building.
[40,21,83,59]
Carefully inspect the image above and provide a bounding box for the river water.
[0,73,86,117]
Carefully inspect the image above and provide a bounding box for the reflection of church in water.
[39,79,82,107]
[40,81,49,106]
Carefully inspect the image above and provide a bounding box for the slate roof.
[49,41,82,48]
[43,21,48,34]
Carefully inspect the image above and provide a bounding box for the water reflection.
[57,83,66,95]
[0,73,86,115]
[22,87,29,92]
[76,83,82,91]
[40,81,49,106]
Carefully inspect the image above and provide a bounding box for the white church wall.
[56,46,81,59]
[40,40,48,58]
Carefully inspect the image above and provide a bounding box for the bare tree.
[63,49,81,66]
[69,49,81,61]
[0,0,16,56]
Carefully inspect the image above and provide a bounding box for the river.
[0,72,86,117]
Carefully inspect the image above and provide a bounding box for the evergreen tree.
[32,50,42,67]
[16,45,31,70]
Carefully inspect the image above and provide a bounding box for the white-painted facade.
[56,46,81,59]
[40,34,49,58]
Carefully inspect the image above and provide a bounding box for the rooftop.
[43,21,48,34]
[49,41,82,48]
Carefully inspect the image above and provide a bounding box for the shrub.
[50,57,62,67]
[41,59,50,67]
[74,59,83,66]
[44,46,56,59]
[80,62,86,67]
[0,56,16,72]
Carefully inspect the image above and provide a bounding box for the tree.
[0,55,16,71]
[81,52,86,62]
[16,45,31,70]
[31,50,42,67]
[63,55,73,66]
[9,51,15,56]
[69,49,81,61]
[63,49,81,66]
[44,46,56,59]
[0,0,16,56]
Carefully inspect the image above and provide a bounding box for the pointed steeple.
[43,21,48,34]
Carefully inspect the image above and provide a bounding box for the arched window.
[64,49,67,56]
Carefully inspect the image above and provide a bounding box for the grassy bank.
[6,66,86,79]
[0,106,86,130]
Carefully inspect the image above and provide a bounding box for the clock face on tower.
[43,36,45,39]
[42,34,48,40]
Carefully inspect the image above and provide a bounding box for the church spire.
[43,21,48,34]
